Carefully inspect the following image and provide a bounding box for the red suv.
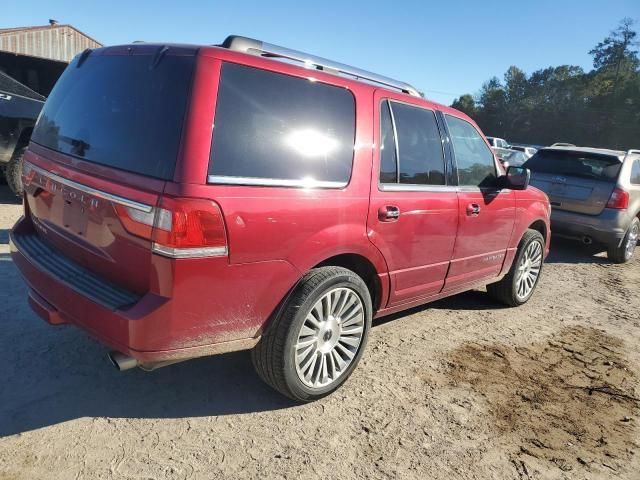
[10,36,550,401]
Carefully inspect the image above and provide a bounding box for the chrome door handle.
[466,203,481,216]
[379,205,400,221]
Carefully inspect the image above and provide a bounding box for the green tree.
[451,94,477,117]
[450,18,640,150]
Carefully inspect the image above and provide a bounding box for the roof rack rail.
[220,35,422,98]
[623,149,640,161]
[551,142,576,147]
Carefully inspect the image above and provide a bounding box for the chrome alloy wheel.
[515,240,543,300]
[625,223,639,260]
[294,287,365,388]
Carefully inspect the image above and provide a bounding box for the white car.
[510,145,538,159]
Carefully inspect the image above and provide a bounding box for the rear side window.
[379,101,446,186]
[446,115,497,187]
[209,63,355,186]
[523,150,622,182]
[379,100,398,183]
[31,53,195,180]
[631,160,640,185]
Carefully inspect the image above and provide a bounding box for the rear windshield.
[523,149,622,182]
[31,52,195,180]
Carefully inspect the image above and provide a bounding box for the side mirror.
[504,166,530,190]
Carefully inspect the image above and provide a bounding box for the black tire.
[607,217,639,264]
[6,146,25,197]
[251,266,372,402]
[487,229,545,307]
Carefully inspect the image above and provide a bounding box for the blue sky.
[3,1,638,105]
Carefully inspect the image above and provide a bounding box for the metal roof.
[0,23,102,62]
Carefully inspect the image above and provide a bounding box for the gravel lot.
[0,183,638,480]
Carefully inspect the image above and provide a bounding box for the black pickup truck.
[1,51,66,196]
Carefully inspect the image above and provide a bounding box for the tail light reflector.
[606,187,629,209]
[115,197,227,258]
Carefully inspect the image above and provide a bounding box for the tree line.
[451,18,640,150]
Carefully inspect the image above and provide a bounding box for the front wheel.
[487,229,545,307]
[608,217,639,264]
[252,266,372,402]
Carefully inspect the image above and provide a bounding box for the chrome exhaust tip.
[108,351,139,371]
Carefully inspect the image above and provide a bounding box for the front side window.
[631,159,640,185]
[446,115,497,187]
[209,63,356,186]
[379,101,446,186]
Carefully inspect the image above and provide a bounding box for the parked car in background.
[486,136,512,158]
[497,150,529,168]
[11,36,551,401]
[524,145,640,263]
[0,51,67,196]
[510,145,538,160]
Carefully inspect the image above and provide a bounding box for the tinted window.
[631,160,640,185]
[523,150,622,182]
[446,115,497,187]
[379,100,397,183]
[389,102,445,185]
[209,63,355,185]
[31,53,195,180]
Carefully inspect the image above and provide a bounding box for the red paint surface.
[12,44,551,362]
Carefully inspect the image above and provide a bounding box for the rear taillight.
[115,197,227,258]
[606,187,629,209]
[22,161,36,187]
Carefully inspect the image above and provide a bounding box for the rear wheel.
[487,229,545,307]
[6,146,25,197]
[252,266,372,402]
[607,217,639,264]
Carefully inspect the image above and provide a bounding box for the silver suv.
[524,146,640,263]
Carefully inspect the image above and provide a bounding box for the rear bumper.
[10,217,300,363]
[550,208,631,246]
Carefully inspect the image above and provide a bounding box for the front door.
[367,93,458,307]
[442,114,516,290]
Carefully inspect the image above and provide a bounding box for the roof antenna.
[150,46,170,69]
[76,48,92,68]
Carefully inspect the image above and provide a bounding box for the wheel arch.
[16,126,34,148]
[314,253,383,312]
[528,219,548,243]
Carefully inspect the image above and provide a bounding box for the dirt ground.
[0,182,638,480]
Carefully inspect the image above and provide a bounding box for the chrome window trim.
[207,175,347,189]
[152,243,228,259]
[380,184,458,193]
[25,161,153,213]
[386,100,401,183]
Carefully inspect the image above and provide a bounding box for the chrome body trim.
[207,175,347,189]
[152,243,228,259]
[222,35,422,97]
[25,161,153,213]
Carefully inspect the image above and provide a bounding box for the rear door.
[443,114,515,289]
[22,45,196,294]
[367,93,458,306]
[525,150,622,215]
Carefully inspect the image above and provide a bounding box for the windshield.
[31,52,195,180]
[523,149,622,182]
